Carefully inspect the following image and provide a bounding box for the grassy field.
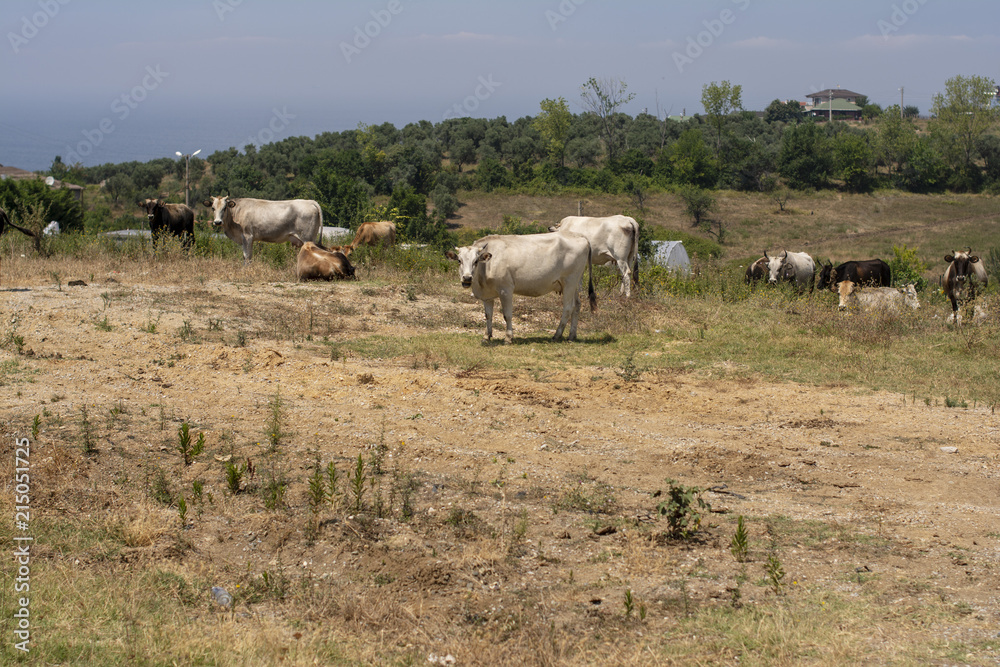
[1,191,999,665]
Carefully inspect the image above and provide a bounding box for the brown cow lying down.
[295,242,356,281]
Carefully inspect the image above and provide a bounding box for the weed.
[225,459,248,494]
[260,468,287,511]
[96,315,113,332]
[307,464,326,541]
[349,453,367,513]
[656,479,710,539]
[234,329,248,347]
[79,405,97,454]
[50,270,63,291]
[368,418,389,475]
[326,461,342,508]
[265,388,287,451]
[615,351,643,382]
[176,422,205,465]
[140,313,160,334]
[191,480,204,504]
[178,320,196,342]
[944,396,968,409]
[555,476,616,514]
[765,553,785,595]
[150,467,172,505]
[730,515,749,562]
[31,414,40,441]
[177,496,188,526]
[624,589,636,617]
[207,317,223,331]
[2,323,25,355]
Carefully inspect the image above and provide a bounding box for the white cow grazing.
[447,233,597,344]
[765,250,816,293]
[549,215,639,297]
[203,196,322,261]
[838,281,920,313]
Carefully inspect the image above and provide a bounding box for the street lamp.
[175,149,202,207]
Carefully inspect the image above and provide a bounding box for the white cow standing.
[764,250,816,293]
[549,214,640,297]
[447,233,597,344]
[203,196,322,262]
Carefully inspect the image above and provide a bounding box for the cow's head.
[446,245,490,289]
[138,198,162,221]
[945,249,980,285]
[202,195,234,227]
[837,280,857,311]
[765,250,787,284]
[817,261,835,291]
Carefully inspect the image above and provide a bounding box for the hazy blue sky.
[2,0,998,168]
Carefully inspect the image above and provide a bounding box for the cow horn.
[763,249,769,259]
[966,246,972,254]
[782,250,788,259]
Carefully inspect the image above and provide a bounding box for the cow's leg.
[482,299,495,342]
[499,290,515,344]
[617,257,632,297]
[242,236,254,263]
[565,288,582,341]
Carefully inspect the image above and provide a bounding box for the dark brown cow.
[943,248,988,321]
[817,259,891,292]
[138,199,195,249]
[295,242,356,281]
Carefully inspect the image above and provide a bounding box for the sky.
[1,0,998,169]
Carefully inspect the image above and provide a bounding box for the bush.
[888,244,929,292]
[676,185,716,227]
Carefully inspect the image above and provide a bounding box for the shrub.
[888,244,929,292]
[656,479,710,539]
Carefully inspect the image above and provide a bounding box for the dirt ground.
[3,271,1000,664]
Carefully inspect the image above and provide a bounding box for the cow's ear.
[445,250,457,260]
[226,200,236,208]
[201,199,212,208]
[944,254,954,262]
[479,252,492,263]
[970,256,980,263]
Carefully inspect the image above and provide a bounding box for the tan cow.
[294,242,356,281]
[447,232,596,344]
[351,221,396,250]
[202,195,322,261]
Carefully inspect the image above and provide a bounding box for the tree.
[834,132,875,193]
[701,80,743,161]
[677,185,717,229]
[669,128,718,188]
[103,173,135,204]
[876,107,917,175]
[580,77,635,164]
[778,122,832,189]
[930,74,999,180]
[764,99,803,123]
[532,97,572,167]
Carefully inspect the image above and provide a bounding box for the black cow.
[138,199,195,249]
[744,256,768,286]
[816,259,891,292]
[943,249,988,320]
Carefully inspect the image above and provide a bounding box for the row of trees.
[34,75,998,244]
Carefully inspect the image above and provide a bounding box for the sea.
[0,105,363,173]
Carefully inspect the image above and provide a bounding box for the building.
[804,87,865,121]
[0,164,84,201]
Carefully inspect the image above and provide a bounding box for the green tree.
[778,122,832,189]
[532,97,572,167]
[580,76,635,164]
[930,74,999,184]
[764,99,803,123]
[834,132,875,193]
[701,80,743,161]
[669,128,718,188]
[876,107,917,175]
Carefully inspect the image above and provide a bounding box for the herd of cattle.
[0,197,992,342]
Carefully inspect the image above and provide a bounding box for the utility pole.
[900,87,904,119]
[175,149,202,207]
[829,90,833,123]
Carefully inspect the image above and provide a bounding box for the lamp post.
[175,149,202,207]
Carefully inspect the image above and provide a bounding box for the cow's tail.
[313,203,327,249]
[586,241,597,312]
[629,220,640,289]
